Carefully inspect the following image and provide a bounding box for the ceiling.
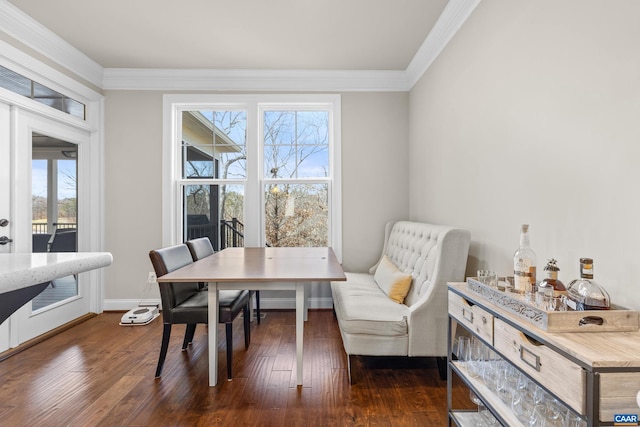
[8,0,448,71]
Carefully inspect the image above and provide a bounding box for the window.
[164,95,341,260]
[0,65,86,119]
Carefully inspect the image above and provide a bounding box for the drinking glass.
[467,336,484,378]
[563,410,587,427]
[456,336,470,364]
[512,379,535,424]
[532,384,546,405]
[495,361,517,404]
[469,390,490,427]
[477,270,498,288]
[479,407,500,426]
[482,349,501,392]
[529,404,547,427]
[543,395,562,426]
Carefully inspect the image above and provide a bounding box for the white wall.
[409,0,640,309]
[341,92,410,272]
[104,91,164,305]
[103,91,409,305]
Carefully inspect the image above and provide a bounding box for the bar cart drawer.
[493,318,586,415]
[600,372,640,423]
[449,290,494,345]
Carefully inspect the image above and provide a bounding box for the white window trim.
[162,94,342,262]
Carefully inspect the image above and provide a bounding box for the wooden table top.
[158,247,346,283]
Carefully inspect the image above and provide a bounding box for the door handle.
[0,219,8,227]
[0,236,13,245]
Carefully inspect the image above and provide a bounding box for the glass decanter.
[566,258,610,310]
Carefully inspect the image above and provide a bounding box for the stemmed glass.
[495,361,517,404]
[456,336,470,365]
[469,391,488,427]
[482,348,501,392]
[467,336,484,378]
[529,405,547,427]
[469,391,499,426]
[543,395,562,426]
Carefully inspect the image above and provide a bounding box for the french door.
[0,101,93,351]
[0,102,10,352]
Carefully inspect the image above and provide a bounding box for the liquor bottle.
[537,259,566,310]
[566,258,610,310]
[513,224,537,293]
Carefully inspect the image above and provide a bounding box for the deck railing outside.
[32,222,77,234]
[186,218,244,250]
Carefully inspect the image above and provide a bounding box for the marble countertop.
[0,252,113,294]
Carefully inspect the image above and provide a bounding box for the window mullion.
[244,102,261,246]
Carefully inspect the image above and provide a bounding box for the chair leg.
[155,323,172,378]
[255,290,261,324]
[226,322,233,380]
[243,303,251,349]
[183,324,197,350]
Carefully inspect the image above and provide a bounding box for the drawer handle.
[579,316,604,326]
[519,345,541,371]
[462,308,474,323]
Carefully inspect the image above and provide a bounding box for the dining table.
[156,246,346,386]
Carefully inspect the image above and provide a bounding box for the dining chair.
[186,237,261,324]
[48,229,77,252]
[149,243,251,379]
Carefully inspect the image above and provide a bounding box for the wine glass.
[543,396,562,426]
[456,336,470,364]
[469,391,488,427]
[529,404,547,427]
[467,336,484,378]
[495,362,516,404]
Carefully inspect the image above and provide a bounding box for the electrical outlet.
[148,271,157,283]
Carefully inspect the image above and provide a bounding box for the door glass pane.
[31,133,78,311]
[184,184,244,250]
[264,183,328,247]
[181,110,246,179]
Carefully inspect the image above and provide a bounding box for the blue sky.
[32,159,77,200]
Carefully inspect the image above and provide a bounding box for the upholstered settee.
[331,221,471,382]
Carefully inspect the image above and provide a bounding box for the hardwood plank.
[68,375,145,426]
[0,310,473,426]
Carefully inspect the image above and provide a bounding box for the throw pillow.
[374,255,413,304]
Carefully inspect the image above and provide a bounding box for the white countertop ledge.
[0,252,113,294]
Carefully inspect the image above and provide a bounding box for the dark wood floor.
[0,310,473,426]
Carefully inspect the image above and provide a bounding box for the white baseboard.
[258,297,333,310]
[103,297,334,312]
[103,299,161,311]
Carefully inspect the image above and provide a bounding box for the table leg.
[208,283,219,386]
[304,282,309,321]
[296,283,304,386]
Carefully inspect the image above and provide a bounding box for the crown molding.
[1,0,481,92]
[102,68,410,92]
[405,0,481,88]
[0,0,104,88]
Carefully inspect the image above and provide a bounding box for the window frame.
[162,94,342,261]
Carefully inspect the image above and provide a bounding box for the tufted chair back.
[370,221,470,307]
